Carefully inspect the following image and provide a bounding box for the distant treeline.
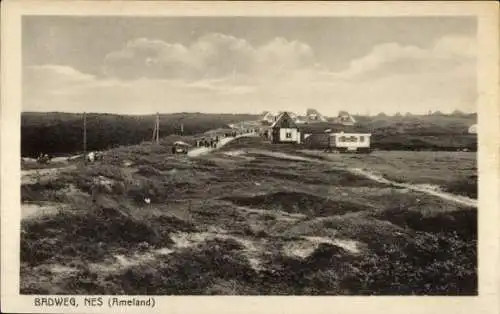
[21,112,258,157]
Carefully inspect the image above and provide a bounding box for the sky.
[22,16,477,116]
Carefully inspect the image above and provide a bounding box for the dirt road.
[349,168,477,208]
[21,165,77,185]
[187,133,257,157]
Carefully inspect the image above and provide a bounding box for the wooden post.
[156,113,160,144]
[152,113,160,144]
[83,112,87,165]
[156,112,160,144]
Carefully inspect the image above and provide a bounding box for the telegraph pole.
[156,112,160,144]
[152,120,157,143]
[152,113,160,144]
[83,112,87,165]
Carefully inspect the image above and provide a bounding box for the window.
[286,132,292,138]
[339,136,346,142]
[359,136,364,142]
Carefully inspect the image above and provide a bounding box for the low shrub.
[443,176,477,199]
[20,209,169,266]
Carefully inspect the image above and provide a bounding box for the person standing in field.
[90,177,101,204]
[87,151,95,163]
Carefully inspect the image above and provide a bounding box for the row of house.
[266,112,372,153]
[266,111,477,153]
[261,109,357,126]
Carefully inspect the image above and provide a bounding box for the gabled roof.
[288,111,298,117]
[333,111,357,124]
[271,112,298,129]
[261,111,280,122]
[305,109,328,122]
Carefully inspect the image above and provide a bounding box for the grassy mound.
[64,237,258,295]
[376,208,477,240]
[21,180,68,202]
[20,206,172,266]
[222,191,371,217]
[442,176,477,199]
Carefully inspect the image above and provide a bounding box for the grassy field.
[20,136,477,295]
[298,150,477,199]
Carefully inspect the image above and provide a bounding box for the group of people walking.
[196,136,220,148]
[37,153,51,164]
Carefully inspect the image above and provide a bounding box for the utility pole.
[156,112,160,144]
[152,119,157,143]
[83,112,87,165]
[152,113,160,144]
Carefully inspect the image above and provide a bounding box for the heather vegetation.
[21,112,257,157]
[21,136,477,295]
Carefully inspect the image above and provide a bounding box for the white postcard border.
[2,1,499,314]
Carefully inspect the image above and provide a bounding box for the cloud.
[102,33,316,81]
[333,35,476,81]
[25,64,95,87]
[23,34,477,115]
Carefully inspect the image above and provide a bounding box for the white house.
[261,111,280,124]
[332,111,357,125]
[270,112,301,144]
[332,132,372,152]
[301,124,372,153]
[305,108,328,122]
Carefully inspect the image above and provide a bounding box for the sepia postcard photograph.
[1,1,499,314]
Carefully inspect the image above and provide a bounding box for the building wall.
[272,128,300,143]
[280,128,301,143]
[333,133,371,148]
[303,133,329,149]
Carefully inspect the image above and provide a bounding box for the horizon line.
[21,110,478,117]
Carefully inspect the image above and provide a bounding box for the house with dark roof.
[270,112,301,144]
[305,108,328,122]
[332,111,357,125]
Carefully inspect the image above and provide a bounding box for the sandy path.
[21,202,71,220]
[88,226,265,273]
[21,165,77,185]
[349,168,477,208]
[187,133,257,157]
[231,149,478,208]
